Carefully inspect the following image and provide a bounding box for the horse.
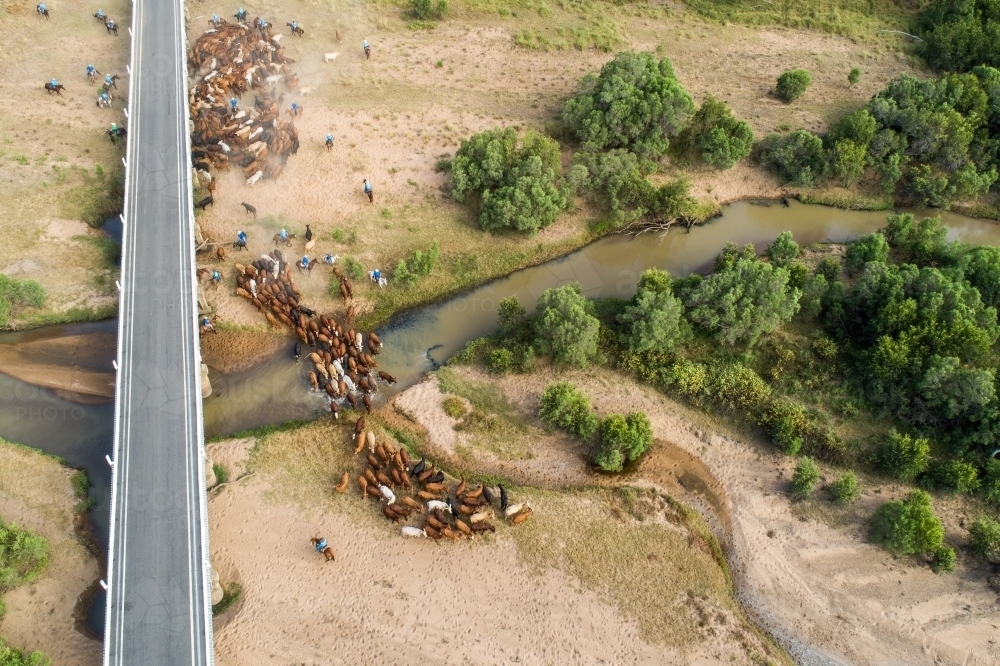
[97,93,112,108]
[195,196,213,210]
[309,536,335,562]
[104,74,120,89]
[241,202,257,218]
[106,19,118,35]
[273,232,296,247]
[287,22,304,37]
[87,68,100,83]
[233,238,248,252]
[44,82,65,96]
[93,10,106,21]
[105,126,126,143]
[304,224,313,242]
[234,7,247,23]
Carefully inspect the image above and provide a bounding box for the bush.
[394,241,440,286]
[533,283,600,368]
[816,257,841,282]
[341,257,365,281]
[676,96,754,169]
[487,348,514,374]
[497,296,526,333]
[936,460,981,494]
[710,363,772,411]
[594,411,653,471]
[758,130,827,187]
[848,67,861,85]
[984,460,1000,506]
[539,381,599,440]
[879,430,931,482]
[663,359,708,399]
[931,545,956,573]
[0,275,46,328]
[0,519,49,594]
[617,269,687,353]
[830,471,860,503]
[766,231,799,267]
[761,398,810,454]
[791,457,820,500]
[0,638,49,666]
[450,128,566,234]
[969,515,1000,563]
[870,490,945,557]
[920,0,1000,73]
[563,51,695,159]
[686,252,801,347]
[845,232,889,276]
[776,69,812,102]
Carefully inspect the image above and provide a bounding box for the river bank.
[0,439,102,665]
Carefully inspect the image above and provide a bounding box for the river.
[2,199,998,637]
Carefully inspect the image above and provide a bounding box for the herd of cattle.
[333,416,534,541]
[188,19,301,188]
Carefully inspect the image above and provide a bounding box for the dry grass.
[0,0,131,328]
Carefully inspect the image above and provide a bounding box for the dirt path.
[0,439,101,665]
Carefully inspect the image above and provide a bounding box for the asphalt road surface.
[104,0,214,662]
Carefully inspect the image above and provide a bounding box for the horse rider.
[314,537,328,553]
[237,230,247,245]
[229,98,239,112]
[290,20,298,31]
[290,102,300,116]
[211,270,222,287]
[99,91,111,106]
[108,122,119,143]
[323,253,336,265]
[325,134,334,152]
[50,78,59,89]
[256,16,266,30]
[200,317,216,333]
[234,7,247,23]
[279,228,289,243]
[37,3,46,15]
[363,39,371,60]
[371,268,381,283]
[94,8,105,20]
[211,13,220,26]
[363,179,373,204]
[87,64,100,80]
[104,73,115,89]
[299,255,310,271]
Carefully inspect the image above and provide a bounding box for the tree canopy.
[676,96,754,169]
[776,69,812,102]
[685,245,801,347]
[920,0,1000,73]
[617,269,687,353]
[449,127,566,234]
[594,411,653,472]
[539,381,599,440]
[870,490,945,557]
[562,51,695,159]
[534,283,601,368]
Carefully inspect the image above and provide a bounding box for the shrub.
[816,256,841,282]
[341,257,365,281]
[594,411,653,471]
[830,471,860,503]
[686,253,801,347]
[776,69,812,102]
[984,460,1000,506]
[920,0,1000,73]
[758,130,827,187]
[766,231,799,267]
[664,359,708,399]
[936,460,981,494]
[450,128,566,234]
[0,638,49,666]
[791,457,820,500]
[931,545,956,573]
[969,515,1000,563]
[869,490,945,557]
[539,381,599,440]
[879,430,931,482]
[676,96,754,169]
[0,275,46,328]
[710,363,772,411]
[487,348,514,374]
[563,52,695,159]
[394,241,440,286]
[212,463,228,485]
[845,232,890,276]
[442,396,467,418]
[497,296,526,334]
[533,283,600,368]
[848,67,861,85]
[761,398,810,454]
[617,269,687,353]
[0,519,49,593]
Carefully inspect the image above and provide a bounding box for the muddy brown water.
[2,200,999,637]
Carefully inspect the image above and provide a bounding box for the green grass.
[211,581,242,616]
[58,166,125,228]
[71,470,94,513]
[15,303,118,331]
[441,396,467,418]
[73,234,121,268]
[437,367,533,460]
[207,419,312,443]
[683,0,919,37]
[212,463,229,485]
[0,637,50,666]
